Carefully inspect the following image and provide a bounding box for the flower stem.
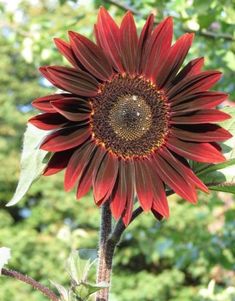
[1,268,59,301]
[96,203,145,301]
[96,201,114,301]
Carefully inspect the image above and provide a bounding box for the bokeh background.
[0,0,235,300]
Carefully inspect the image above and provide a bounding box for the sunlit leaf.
[7,124,49,206]
[0,247,11,274]
[67,249,97,284]
[51,281,73,301]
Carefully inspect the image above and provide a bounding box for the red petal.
[145,160,170,217]
[143,17,173,80]
[51,98,90,122]
[171,124,232,142]
[93,152,119,203]
[152,188,169,217]
[159,148,208,193]
[32,94,58,112]
[110,161,127,220]
[43,149,74,176]
[152,195,169,219]
[123,161,135,225]
[122,161,135,226]
[40,66,99,97]
[94,24,101,47]
[167,71,222,100]
[156,33,194,88]
[119,12,138,75]
[69,31,113,81]
[76,146,106,200]
[32,93,79,113]
[64,142,95,191]
[40,125,91,152]
[134,160,153,211]
[29,113,68,130]
[166,137,226,163]
[171,57,204,86]
[54,38,82,69]
[96,7,124,72]
[94,23,113,69]
[171,109,231,124]
[39,67,64,90]
[171,91,228,110]
[152,154,198,203]
[122,196,134,226]
[137,14,154,74]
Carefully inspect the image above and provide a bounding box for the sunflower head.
[30,8,232,225]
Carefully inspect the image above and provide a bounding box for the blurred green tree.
[0,1,234,300]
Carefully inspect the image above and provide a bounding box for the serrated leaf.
[196,107,235,193]
[51,281,73,301]
[7,124,49,206]
[67,250,97,284]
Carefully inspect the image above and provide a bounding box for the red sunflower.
[30,8,232,225]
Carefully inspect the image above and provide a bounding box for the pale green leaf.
[223,51,235,72]
[73,281,109,301]
[51,281,73,301]
[0,247,11,274]
[7,124,49,206]
[67,249,97,284]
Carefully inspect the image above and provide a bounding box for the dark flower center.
[109,94,152,141]
[91,75,170,158]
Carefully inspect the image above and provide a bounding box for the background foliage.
[0,0,235,300]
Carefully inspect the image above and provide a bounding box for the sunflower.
[30,8,232,225]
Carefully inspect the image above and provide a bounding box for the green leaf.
[67,249,97,284]
[223,51,235,72]
[51,281,73,301]
[66,250,107,300]
[6,124,49,206]
[196,107,235,193]
[73,281,108,301]
[197,14,215,29]
[0,247,11,274]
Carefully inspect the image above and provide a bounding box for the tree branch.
[104,0,234,41]
[186,28,234,41]
[103,0,142,16]
[1,268,59,301]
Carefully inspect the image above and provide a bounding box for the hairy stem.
[96,201,113,301]
[96,192,176,300]
[96,204,145,301]
[1,268,59,301]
